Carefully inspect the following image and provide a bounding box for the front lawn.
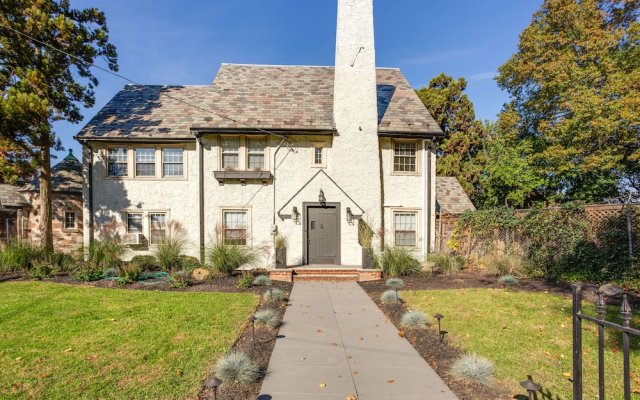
[0,282,258,399]
[404,288,640,399]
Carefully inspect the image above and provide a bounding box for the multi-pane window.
[64,211,76,230]
[221,137,240,169]
[393,141,417,173]
[394,212,417,247]
[127,213,143,234]
[135,148,155,177]
[314,147,323,165]
[163,148,184,177]
[247,138,265,170]
[222,210,247,245]
[107,148,128,177]
[149,213,167,245]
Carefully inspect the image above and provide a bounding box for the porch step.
[293,274,360,282]
[269,268,382,283]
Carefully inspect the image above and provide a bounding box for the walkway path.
[258,282,458,400]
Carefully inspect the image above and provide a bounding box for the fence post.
[596,291,606,400]
[572,283,583,400]
[621,294,632,400]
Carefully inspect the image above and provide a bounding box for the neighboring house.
[20,150,84,253]
[75,0,443,266]
[435,176,476,253]
[0,184,30,244]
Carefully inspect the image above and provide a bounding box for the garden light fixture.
[520,378,541,400]
[434,313,447,342]
[249,315,257,349]
[205,376,222,400]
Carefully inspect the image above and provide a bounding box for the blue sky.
[54,0,541,161]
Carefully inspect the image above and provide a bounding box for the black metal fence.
[572,283,640,400]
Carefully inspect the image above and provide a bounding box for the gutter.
[426,140,433,256]
[195,133,205,263]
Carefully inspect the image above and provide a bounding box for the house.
[0,184,30,244]
[434,176,476,253]
[75,0,443,270]
[19,149,84,253]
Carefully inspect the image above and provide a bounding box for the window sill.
[391,171,421,177]
[214,171,273,186]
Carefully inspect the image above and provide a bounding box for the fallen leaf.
[563,372,571,378]
[398,330,405,337]
[14,357,22,361]
[176,370,183,377]
[63,348,73,353]
[300,357,306,361]
[346,395,358,400]
[387,379,395,384]
[319,383,327,388]
[353,371,359,375]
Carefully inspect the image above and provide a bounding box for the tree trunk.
[39,145,53,252]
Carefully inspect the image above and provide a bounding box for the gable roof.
[0,184,29,208]
[76,64,442,140]
[436,176,476,215]
[21,149,83,194]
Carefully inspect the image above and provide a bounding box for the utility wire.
[0,22,290,141]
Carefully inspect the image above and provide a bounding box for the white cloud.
[467,71,496,81]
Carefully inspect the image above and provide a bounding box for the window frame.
[148,212,167,245]
[107,147,129,177]
[162,147,185,178]
[391,139,421,175]
[310,142,327,168]
[220,136,241,170]
[392,209,420,248]
[246,136,266,171]
[63,211,77,231]
[220,208,251,246]
[126,212,144,234]
[134,147,156,178]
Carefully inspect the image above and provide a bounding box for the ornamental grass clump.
[498,275,520,287]
[117,262,144,284]
[208,242,258,276]
[254,309,280,329]
[215,352,262,387]
[0,241,47,272]
[252,275,271,287]
[380,247,422,277]
[483,252,524,277]
[380,289,402,304]
[450,353,494,385]
[155,221,188,271]
[428,253,464,276]
[263,288,285,302]
[401,310,429,330]
[386,278,405,290]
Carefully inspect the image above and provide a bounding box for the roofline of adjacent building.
[219,63,401,71]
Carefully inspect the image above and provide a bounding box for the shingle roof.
[436,177,476,215]
[21,149,83,194]
[76,64,442,140]
[0,184,29,208]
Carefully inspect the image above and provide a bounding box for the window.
[221,137,240,169]
[135,148,155,177]
[163,148,184,177]
[64,211,77,230]
[127,213,143,233]
[107,148,128,177]
[222,210,247,245]
[311,143,327,168]
[247,138,265,170]
[393,141,417,173]
[314,147,323,165]
[149,213,167,245]
[394,212,417,247]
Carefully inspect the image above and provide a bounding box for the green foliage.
[215,352,262,387]
[116,263,144,284]
[130,255,159,271]
[27,262,53,280]
[253,309,280,329]
[262,288,285,302]
[154,221,188,271]
[207,242,258,276]
[252,275,271,287]
[48,252,75,273]
[427,253,464,276]
[274,234,288,250]
[170,270,191,288]
[75,262,103,282]
[385,278,405,290]
[236,275,253,288]
[482,252,524,277]
[401,310,429,330]
[450,353,494,385]
[178,255,201,271]
[498,275,520,287]
[380,289,402,304]
[379,247,422,277]
[0,241,47,272]
[88,235,123,271]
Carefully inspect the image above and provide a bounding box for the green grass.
[404,288,640,399]
[0,282,258,399]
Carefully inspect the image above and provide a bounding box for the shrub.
[380,289,402,304]
[75,262,103,282]
[215,352,262,386]
[428,253,464,276]
[263,288,285,302]
[252,275,271,287]
[49,252,75,273]
[88,235,123,270]
[0,241,46,272]
[380,247,421,277]
[131,255,160,271]
[28,262,53,280]
[208,242,258,276]
[450,353,494,385]
[236,275,253,288]
[254,309,280,329]
[401,310,429,330]
[178,255,202,271]
[483,252,523,277]
[498,275,520,287]
[117,262,144,284]
[155,221,188,271]
[170,269,191,288]
[103,268,118,278]
[385,278,405,290]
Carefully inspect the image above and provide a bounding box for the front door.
[307,206,339,264]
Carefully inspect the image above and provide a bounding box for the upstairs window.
[149,213,167,245]
[393,141,417,173]
[247,138,265,170]
[394,212,417,247]
[135,148,156,177]
[222,210,247,246]
[221,137,240,170]
[163,148,184,177]
[107,148,128,177]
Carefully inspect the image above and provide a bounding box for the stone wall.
[22,192,83,253]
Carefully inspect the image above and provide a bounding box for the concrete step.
[293,274,360,282]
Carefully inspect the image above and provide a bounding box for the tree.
[496,0,640,203]
[0,138,34,185]
[0,1,118,250]
[416,74,487,203]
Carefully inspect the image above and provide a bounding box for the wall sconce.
[346,207,353,223]
[319,189,326,205]
[292,206,300,223]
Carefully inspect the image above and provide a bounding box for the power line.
[0,22,290,141]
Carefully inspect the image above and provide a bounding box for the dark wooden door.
[307,206,339,264]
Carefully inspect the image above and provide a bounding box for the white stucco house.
[75,0,443,272]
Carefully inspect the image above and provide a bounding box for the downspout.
[378,142,385,251]
[421,141,427,259]
[196,134,205,263]
[272,138,287,225]
[426,140,433,256]
[86,143,94,257]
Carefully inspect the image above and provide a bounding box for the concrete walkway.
[258,282,458,400]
